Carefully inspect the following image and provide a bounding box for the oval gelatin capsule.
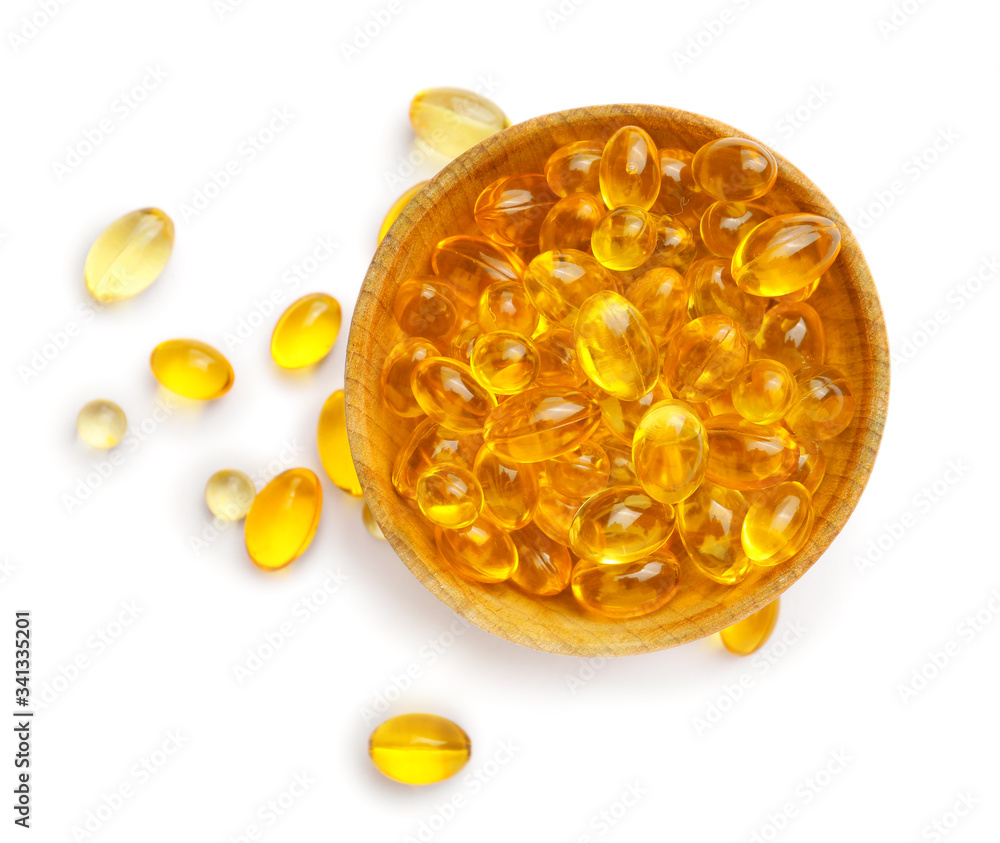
[591,205,657,271]
[731,359,797,424]
[677,481,752,584]
[569,486,674,562]
[741,481,814,565]
[391,419,481,500]
[474,173,559,248]
[483,386,602,463]
[409,87,509,158]
[523,249,614,326]
[655,148,705,219]
[538,193,604,253]
[599,125,661,210]
[533,485,584,545]
[394,276,460,340]
[150,339,234,400]
[785,365,855,440]
[593,428,639,487]
[270,292,342,368]
[205,469,256,521]
[244,468,322,570]
[643,214,698,275]
[474,446,538,530]
[477,280,539,335]
[546,440,610,498]
[574,291,659,401]
[317,389,363,496]
[571,552,681,619]
[435,516,518,583]
[704,414,799,491]
[378,181,428,243]
[369,713,471,785]
[598,377,670,444]
[76,399,127,449]
[381,338,439,417]
[790,438,826,494]
[661,315,748,402]
[686,258,766,340]
[731,214,842,297]
[774,276,821,303]
[470,330,540,395]
[545,140,604,197]
[691,137,778,202]
[534,327,587,388]
[751,302,826,369]
[411,357,497,433]
[416,464,483,529]
[85,208,174,303]
[632,400,708,504]
[625,267,689,344]
[720,599,780,656]
[510,524,572,597]
[700,201,772,258]
[431,235,525,305]
[450,321,482,364]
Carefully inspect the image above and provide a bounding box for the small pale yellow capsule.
[85,208,174,303]
[409,87,510,158]
[76,399,127,449]
[205,469,256,520]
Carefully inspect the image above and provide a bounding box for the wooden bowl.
[345,105,889,657]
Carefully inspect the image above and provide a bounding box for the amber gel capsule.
[475,173,558,247]
[571,552,681,619]
[785,366,855,440]
[598,378,670,445]
[686,258,766,340]
[677,482,752,584]
[477,280,539,335]
[643,215,698,275]
[369,713,471,785]
[591,206,657,271]
[704,415,798,491]
[378,181,428,242]
[599,125,661,210]
[790,439,825,494]
[150,339,234,400]
[411,357,497,433]
[691,137,777,202]
[625,267,689,345]
[392,420,481,500]
[474,446,538,530]
[381,338,439,417]
[317,390,363,496]
[523,249,614,326]
[85,208,174,302]
[76,399,127,449]
[533,485,583,545]
[470,331,540,395]
[661,315,748,402]
[751,302,826,369]
[394,277,460,341]
[547,440,610,499]
[539,193,604,253]
[534,328,586,388]
[409,87,509,158]
[569,486,674,562]
[435,517,518,583]
[510,524,572,596]
[731,360,797,424]
[483,386,602,463]
[742,482,814,566]
[431,235,525,305]
[416,464,483,529]
[700,202,771,258]
[244,468,322,570]
[632,400,708,504]
[721,599,780,656]
[270,293,341,368]
[731,214,842,297]
[545,140,604,197]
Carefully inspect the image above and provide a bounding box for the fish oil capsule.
[382,338,440,417]
[598,377,671,444]
[732,214,842,296]
[545,140,604,197]
[205,469,256,520]
[662,315,748,402]
[720,599,779,656]
[574,291,659,401]
[392,420,481,500]
[742,481,814,565]
[569,486,674,562]
[449,321,482,364]
[394,276,460,340]
[731,360,797,424]
[677,482,752,584]
[474,173,559,247]
[435,516,518,583]
[692,138,778,202]
[591,206,657,271]
[412,357,497,433]
[510,524,572,596]
[244,468,322,570]
[431,235,526,305]
[477,280,539,335]
[317,389,363,496]
[599,439,639,487]
[655,148,704,217]
[416,464,484,529]
[362,502,386,541]
[705,388,738,418]
[704,414,799,490]
[571,552,681,619]
[474,446,538,530]
[534,327,587,388]
[369,713,471,785]
[790,439,825,494]
[632,400,708,504]
[470,331,540,395]
[643,215,698,275]
[409,87,509,157]
[484,386,602,462]
[379,181,429,243]
[533,485,583,545]
[686,258,766,339]
[76,399,126,449]
[599,125,660,210]
[700,202,772,258]
[625,267,689,344]
[751,302,826,369]
[150,339,234,400]
[85,208,174,302]
[523,249,614,326]
[538,193,604,253]
[547,440,610,498]
[270,293,342,368]
[785,365,855,440]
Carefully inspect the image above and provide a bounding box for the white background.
[1,0,997,840]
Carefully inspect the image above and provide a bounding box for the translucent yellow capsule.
[774,276,821,303]
[416,464,483,529]
[270,293,342,369]
[545,140,604,197]
[412,357,497,433]
[720,599,780,656]
[470,331,539,395]
[655,148,711,223]
[392,419,481,500]
[379,181,429,242]
[547,440,610,498]
[569,486,674,562]
[785,366,855,440]
[244,468,322,570]
[731,360,797,424]
[523,249,614,326]
[435,516,517,583]
[643,215,698,275]
[625,267,689,344]
[431,235,525,305]
[691,137,778,202]
[632,400,708,504]
[477,280,539,335]
[394,276,460,340]
[538,193,604,253]
[381,338,439,417]
[362,502,386,541]
[700,201,772,258]
[483,386,601,463]
[704,415,799,491]
[409,87,509,158]
[571,552,681,619]
[474,446,538,530]
[599,125,661,210]
[661,315,748,402]
[76,399,126,449]
[742,481,814,565]
[533,485,583,545]
[790,439,826,494]
[510,525,572,597]
[205,469,256,520]
[591,206,657,271]
[85,208,174,303]
[474,173,559,247]
[447,322,479,364]
[534,327,587,388]
[598,377,670,444]
[676,481,751,584]
[751,302,826,369]
[574,291,659,401]
[317,389,363,496]
[731,214,842,296]
[150,339,234,400]
[686,258,766,339]
[369,713,471,785]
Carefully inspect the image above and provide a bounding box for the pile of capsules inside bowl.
[382,95,856,628]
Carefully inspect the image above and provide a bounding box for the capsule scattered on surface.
[271,293,341,369]
[244,468,322,570]
[571,552,681,619]
[409,87,509,158]
[150,339,234,400]
[205,469,256,521]
[369,713,471,785]
[720,599,780,656]
[85,208,174,303]
[76,399,127,449]
[317,390,363,497]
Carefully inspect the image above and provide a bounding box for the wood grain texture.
[345,104,890,657]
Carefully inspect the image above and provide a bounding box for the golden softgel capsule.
[470,331,540,394]
[435,517,518,583]
[416,464,484,530]
[150,339,234,400]
[632,400,708,504]
[205,469,256,520]
[662,315,748,402]
[677,481,751,584]
[691,138,777,202]
[591,205,657,271]
[571,552,681,619]
[483,386,601,463]
[431,235,525,305]
[731,213,841,296]
[721,599,780,656]
[569,486,674,563]
[244,468,322,570]
[474,173,558,247]
[546,140,604,197]
[270,293,341,369]
[523,249,614,326]
[85,208,174,303]
[510,525,572,596]
[474,446,538,530]
[369,713,471,785]
[76,399,127,449]
[704,415,799,490]
[381,338,439,417]
[317,390,363,496]
[409,87,509,158]
[379,181,428,242]
[741,481,814,566]
[599,125,660,210]
[412,357,497,432]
